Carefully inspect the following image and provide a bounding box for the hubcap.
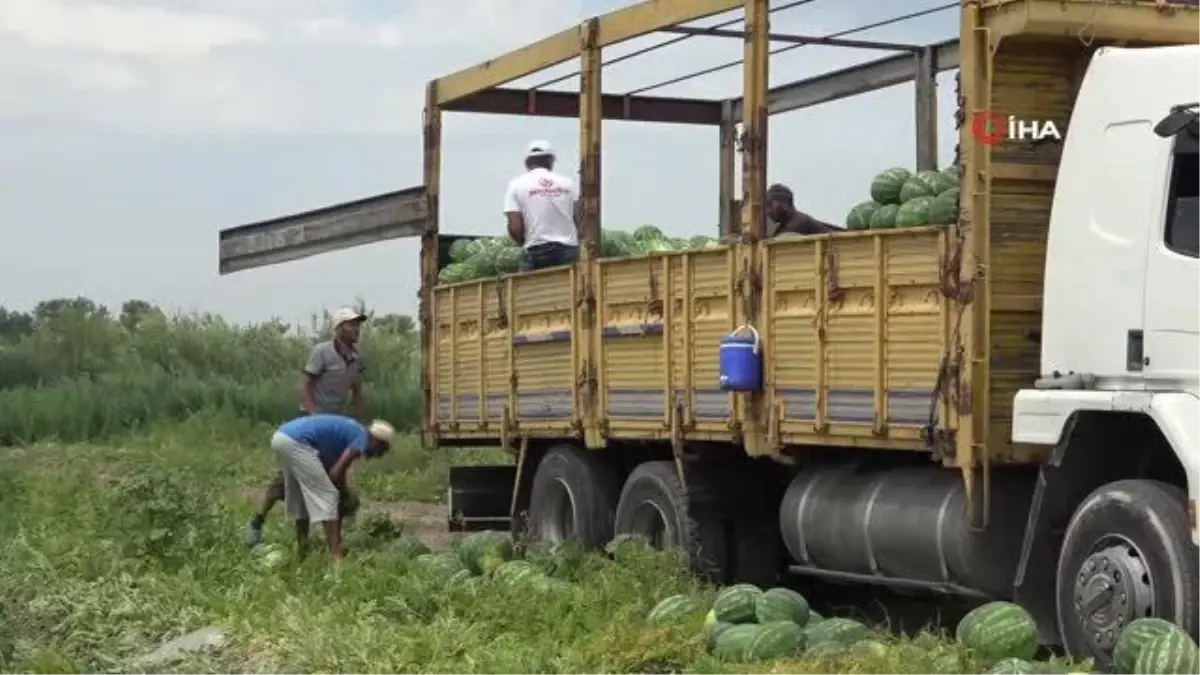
[1073,537,1154,654]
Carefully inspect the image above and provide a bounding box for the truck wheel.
[614,461,728,582]
[527,445,620,549]
[1055,479,1199,668]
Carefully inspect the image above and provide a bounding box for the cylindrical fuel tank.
[779,465,1034,597]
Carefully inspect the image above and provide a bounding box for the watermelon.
[932,167,959,193]
[932,652,965,674]
[869,203,900,229]
[449,238,477,262]
[805,617,872,647]
[1133,629,1200,674]
[646,594,703,625]
[605,533,653,563]
[989,658,1038,674]
[414,551,466,579]
[712,584,763,624]
[706,618,736,650]
[438,263,468,284]
[689,235,714,248]
[463,250,498,280]
[755,587,810,626]
[1117,618,1184,673]
[713,623,764,661]
[522,539,587,579]
[457,531,514,575]
[845,201,881,231]
[850,639,889,659]
[495,247,521,273]
[805,641,844,659]
[633,225,664,242]
[870,167,912,205]
[491,559,541,586]
[928,188,959,226]
[385,534,430,560]
[808,610,824,624]
[955,601,1037,662]
[895,195,934,228]
[745,620,807,660]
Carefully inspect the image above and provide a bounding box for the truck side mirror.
[1154,104,1198,138]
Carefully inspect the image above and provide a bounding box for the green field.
[0,299,1091,673]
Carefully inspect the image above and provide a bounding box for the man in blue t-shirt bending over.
[272,414,394,562]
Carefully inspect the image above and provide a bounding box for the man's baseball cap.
[526,140,554,157]
[368,419,395,444]
[333,307,367,327]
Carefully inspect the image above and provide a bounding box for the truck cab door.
[1141,130,1198,392]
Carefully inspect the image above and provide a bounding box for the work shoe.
[243,518,263,548]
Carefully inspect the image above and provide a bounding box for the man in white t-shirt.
[503,141,581,271]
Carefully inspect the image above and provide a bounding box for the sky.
[0,0,962,326]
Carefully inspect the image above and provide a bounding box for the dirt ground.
[364,499,463,550]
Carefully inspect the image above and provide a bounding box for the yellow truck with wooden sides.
[217,0,1199,666]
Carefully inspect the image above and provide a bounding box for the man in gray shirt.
[765,183,843,237]
[245,307,368,547]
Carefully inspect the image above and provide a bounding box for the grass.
[0,303,1093,673]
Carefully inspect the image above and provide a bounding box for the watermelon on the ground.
[605,533,653,563]
[989,658,1038,674]
[805,617,872,648]
[712,584,763,624]
[745,621,806,660]
[928,188,959,226]
[896,195,935,228]
[808,610,824,624]
[846,201,882,231]
[646,594,703,625]
[522,539,587,579]
[385,534,430,560]
[955,601,1037,662]
[1133,628,1200,674]
[457,531,514,575]
[414,551,466,579]
[869,204,901,229]
[706,617,736,650]
[491,559,541,586]
[870,167,912,205]
[633,225,664,242]
[805,641,844,660]
[850,639,889,659]
[712,623,764,661]
[1116,618,1184,673]
[755,587,810,626]
[899,173,938,203]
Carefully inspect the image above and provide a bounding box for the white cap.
[368,419,395,444]
[333,307,366,328]
[526,140,554,158]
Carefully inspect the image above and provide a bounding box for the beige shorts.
[270,431,338,523]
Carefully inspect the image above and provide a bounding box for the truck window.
[1164,148,1198,258]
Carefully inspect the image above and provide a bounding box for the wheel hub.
[1073,540,1153,653]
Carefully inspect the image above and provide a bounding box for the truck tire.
[614,461,728,582]
[527,445,620,549]
[1055,479,1199,668]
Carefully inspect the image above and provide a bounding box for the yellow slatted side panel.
[766,229,944,448]
[433,280,509,433]
[511,267,578,433]
[596,255,668,433]
[433,285,455,427]
[670,247,738,437]
[986,42,1083,461]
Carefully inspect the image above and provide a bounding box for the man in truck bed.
[765,183,842,237]
[503,140,581,271]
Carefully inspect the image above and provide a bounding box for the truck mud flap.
[447,465,516,532]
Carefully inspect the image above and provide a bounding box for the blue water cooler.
[718,325,763,392]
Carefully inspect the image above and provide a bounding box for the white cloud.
[0,0,264,58]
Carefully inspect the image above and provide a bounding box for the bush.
[0,299,419,446]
